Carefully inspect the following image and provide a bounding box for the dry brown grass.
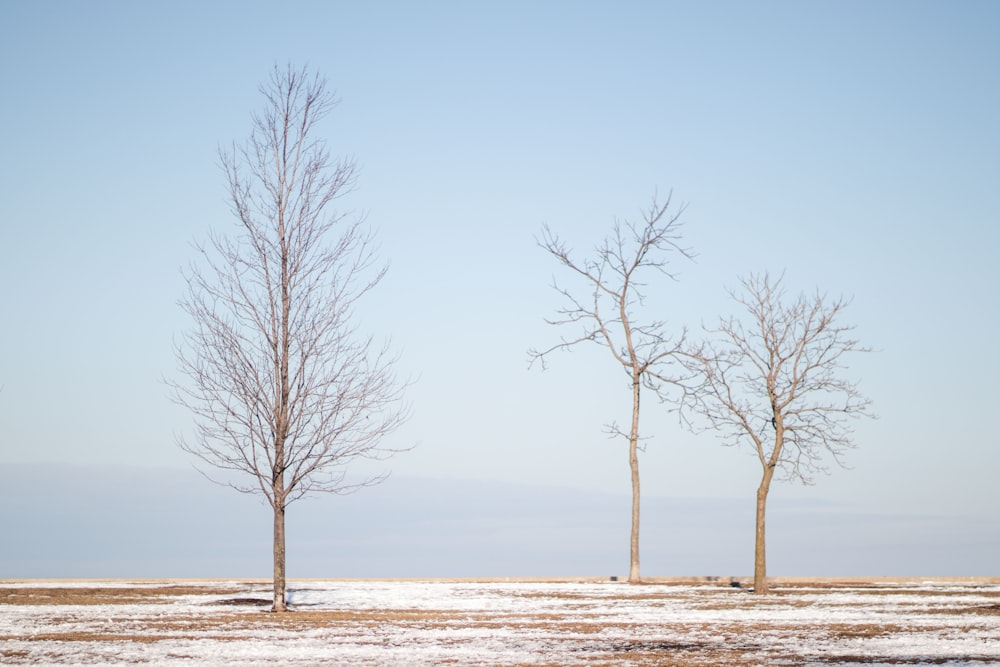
[0,584,245,606]
[3,579,999,666]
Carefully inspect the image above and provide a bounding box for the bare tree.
[529,193,694,583]
[171,65,408,611]
[688,272,873,594]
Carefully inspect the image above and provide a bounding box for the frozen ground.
[2,578,999,665]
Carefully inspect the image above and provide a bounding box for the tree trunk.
[753,466,775,594]
[628,374,641,584]
[272,499,287,612]
[270,411,288,611]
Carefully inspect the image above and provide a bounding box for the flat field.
[2,577,999,665]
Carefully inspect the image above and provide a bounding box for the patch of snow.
[2,580,998,665]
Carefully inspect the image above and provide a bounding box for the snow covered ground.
[2,578,998,665]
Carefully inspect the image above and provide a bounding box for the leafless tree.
[171,65,408,611]
[687,272,873,594]
[529,193,695,583]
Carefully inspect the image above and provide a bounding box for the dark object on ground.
[212,598,272,607]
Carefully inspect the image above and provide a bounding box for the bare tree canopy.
[688,272,874,593]
[171,64,408,611]
[530,193,695,583]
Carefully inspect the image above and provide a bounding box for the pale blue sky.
[1,1,998,577]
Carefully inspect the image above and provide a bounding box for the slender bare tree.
[529,193,695,583]
[171,65,408,611]
[687,272,873,594]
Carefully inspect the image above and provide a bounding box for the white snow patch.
[2,580,998,665]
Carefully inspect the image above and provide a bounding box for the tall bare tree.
[529,193,694,583]
[687,272,873,594]
[171,65,407,611]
